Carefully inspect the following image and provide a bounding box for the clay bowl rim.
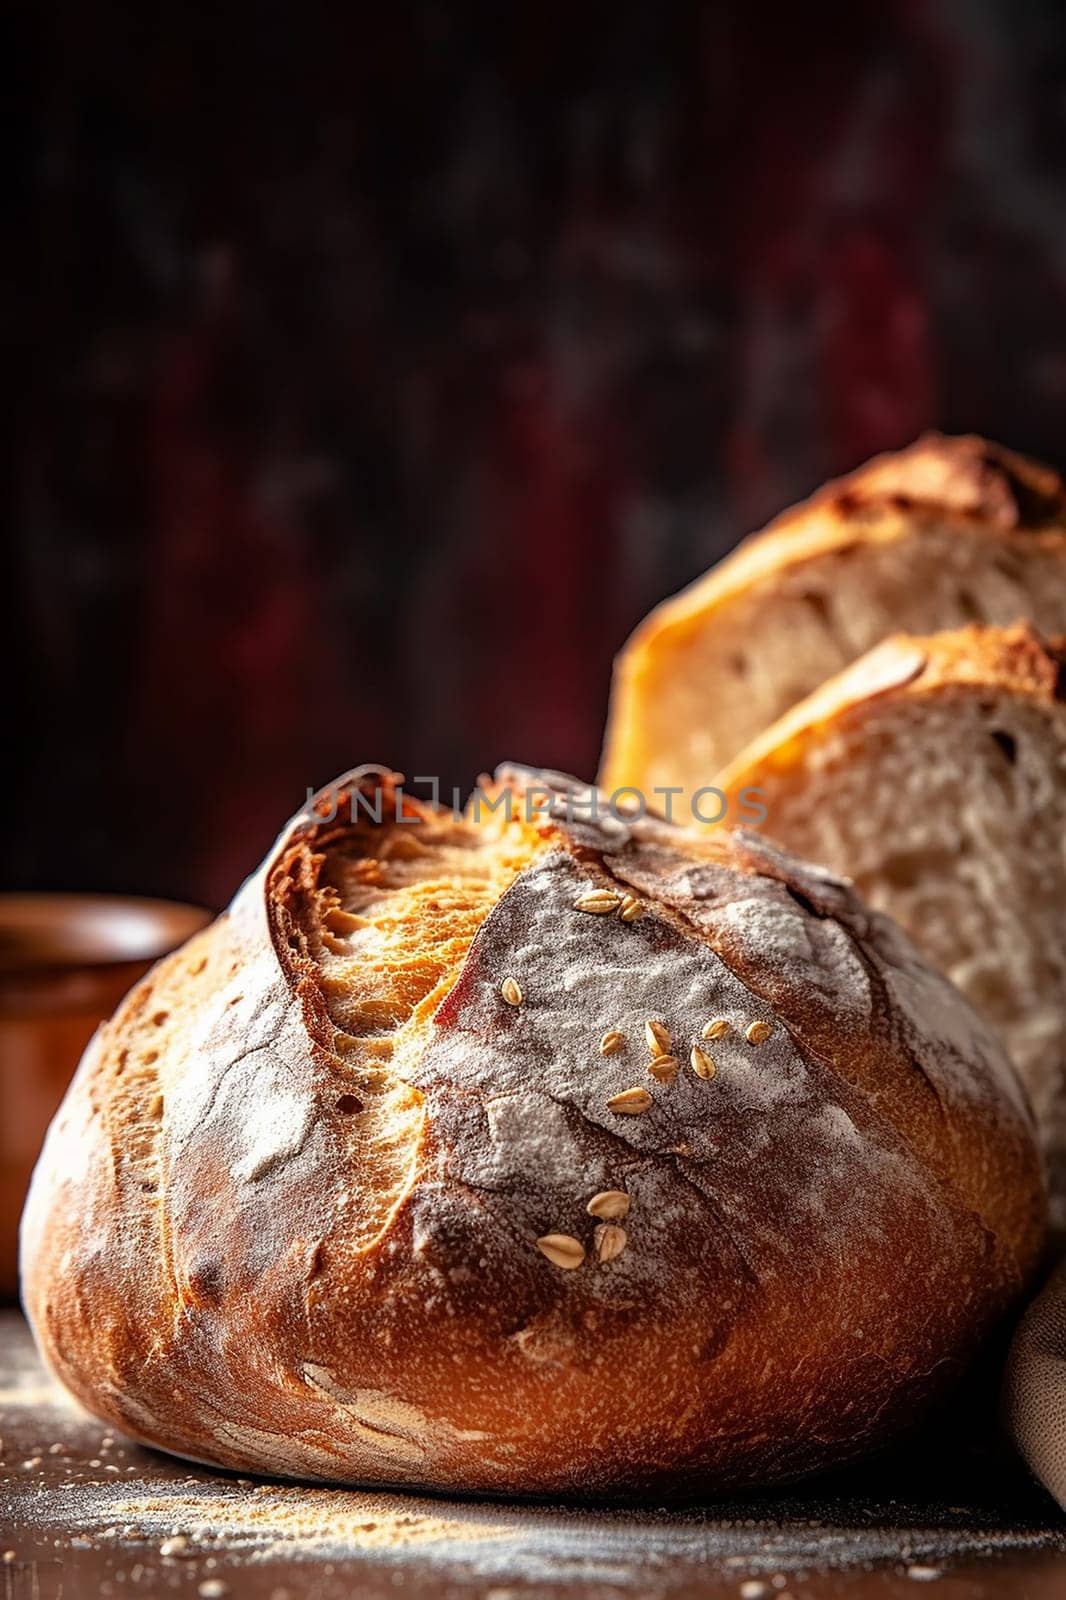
[0,892,213,983]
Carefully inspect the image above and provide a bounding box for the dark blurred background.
[11,0,1066,908]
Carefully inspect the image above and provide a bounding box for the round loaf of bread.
[20,766,1045,1494]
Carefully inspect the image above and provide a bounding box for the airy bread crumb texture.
[717,624,1066,1198]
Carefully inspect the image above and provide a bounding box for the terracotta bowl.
[0,894,211,1301]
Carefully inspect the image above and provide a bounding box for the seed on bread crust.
[647,1054,679,1084]
[690,1044,717,1080]
[594,1223,627,1263]
[536,1233,585,1269]
[599,1030,625,1056]
[574,889,621,915]
[618,894,644,923]
[702,1018,730,1040]
[746,1020,773,1044]
[644,1018,671,1056]
[607,1087,653,1115]
[586,1189,630,1220]
[500,977,523,1006]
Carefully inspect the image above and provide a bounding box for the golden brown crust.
[619,434,1066,667]
[807,432,1066,531]
[20,766,1046,1495]
[600,434,1066,796]
[907,620,1066,699]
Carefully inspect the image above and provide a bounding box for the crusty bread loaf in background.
[601,434,1066,800]
[21,766,1044,1495]
[715,623,1066,1207]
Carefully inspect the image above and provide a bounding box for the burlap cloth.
[1005,1255,1066,1507]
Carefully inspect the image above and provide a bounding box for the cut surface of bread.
[601,434,1066,802]
[716,624,1066,1202]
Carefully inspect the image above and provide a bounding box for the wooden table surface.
[2,1312,1066,1599]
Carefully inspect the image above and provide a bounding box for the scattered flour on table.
[16,1478,1066,1588]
